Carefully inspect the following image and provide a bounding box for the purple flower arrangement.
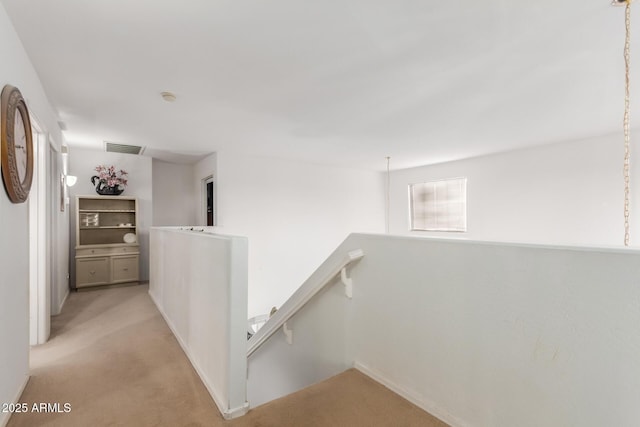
[94,165,128,188]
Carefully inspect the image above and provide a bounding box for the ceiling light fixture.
[161,91,177,102]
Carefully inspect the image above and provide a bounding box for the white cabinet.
[75,196,140,289]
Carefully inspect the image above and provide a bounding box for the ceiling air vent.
[104,142,145,155]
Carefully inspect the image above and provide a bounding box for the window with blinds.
[409,177,467,232]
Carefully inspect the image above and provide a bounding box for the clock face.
[14,110,27,183]
[1,84,34,203]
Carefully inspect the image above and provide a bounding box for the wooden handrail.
[247,249,364,357]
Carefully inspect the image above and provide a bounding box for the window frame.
[408,177,467,233]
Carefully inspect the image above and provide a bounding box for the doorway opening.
[204,176,215,226]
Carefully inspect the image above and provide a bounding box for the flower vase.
[91,176,124,196]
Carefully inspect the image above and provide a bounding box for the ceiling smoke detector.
[161,91,176,102]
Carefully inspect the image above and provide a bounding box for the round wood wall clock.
[1,85,34,204]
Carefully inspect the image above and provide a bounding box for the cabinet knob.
[123,268,128,271]
[91,250,95,254]
[89,270,96,275]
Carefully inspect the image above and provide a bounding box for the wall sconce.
[64,175,77,187]
[60,174,77,212]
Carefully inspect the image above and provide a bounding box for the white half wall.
[348,234,640,427]
[0,2,65,425]
[149,227,248,418]
[247,233,640,426]
[152,159,197,226]
[205,152,385,317]
[68,149,153,283]
[389,134,640,247]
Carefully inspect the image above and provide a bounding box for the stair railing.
[247,249,364,357]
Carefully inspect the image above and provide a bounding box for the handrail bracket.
[283,322,293,345]
[341,267,353,299]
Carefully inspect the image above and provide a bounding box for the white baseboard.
[57,288,69,315]
[354,362,468,427]
[148,290,248,420]
[50,286,69,317]
[0,375,29,427]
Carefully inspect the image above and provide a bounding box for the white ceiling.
[1,0,636,170]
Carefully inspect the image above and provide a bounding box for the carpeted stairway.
[7,285,448,427]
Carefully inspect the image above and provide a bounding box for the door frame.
[28,116,51,345]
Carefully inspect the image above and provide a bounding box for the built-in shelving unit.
[75,195,140,289]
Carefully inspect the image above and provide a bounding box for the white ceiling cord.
[623,0,632,246]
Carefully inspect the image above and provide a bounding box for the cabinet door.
[112,255,139,283]
[76,257,110,288]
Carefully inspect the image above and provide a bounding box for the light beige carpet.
[8,285,448,427]
[231,368,449,427]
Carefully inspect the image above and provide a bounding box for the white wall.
[149,227,248,418]
[203,152,385,317]
[349,234,640,427]
[152,159,196,226]
[389,134,640,247]
[68,149,153,283]
[0,3,65,425]
[0,183,30,427]
[247,233,640,426]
